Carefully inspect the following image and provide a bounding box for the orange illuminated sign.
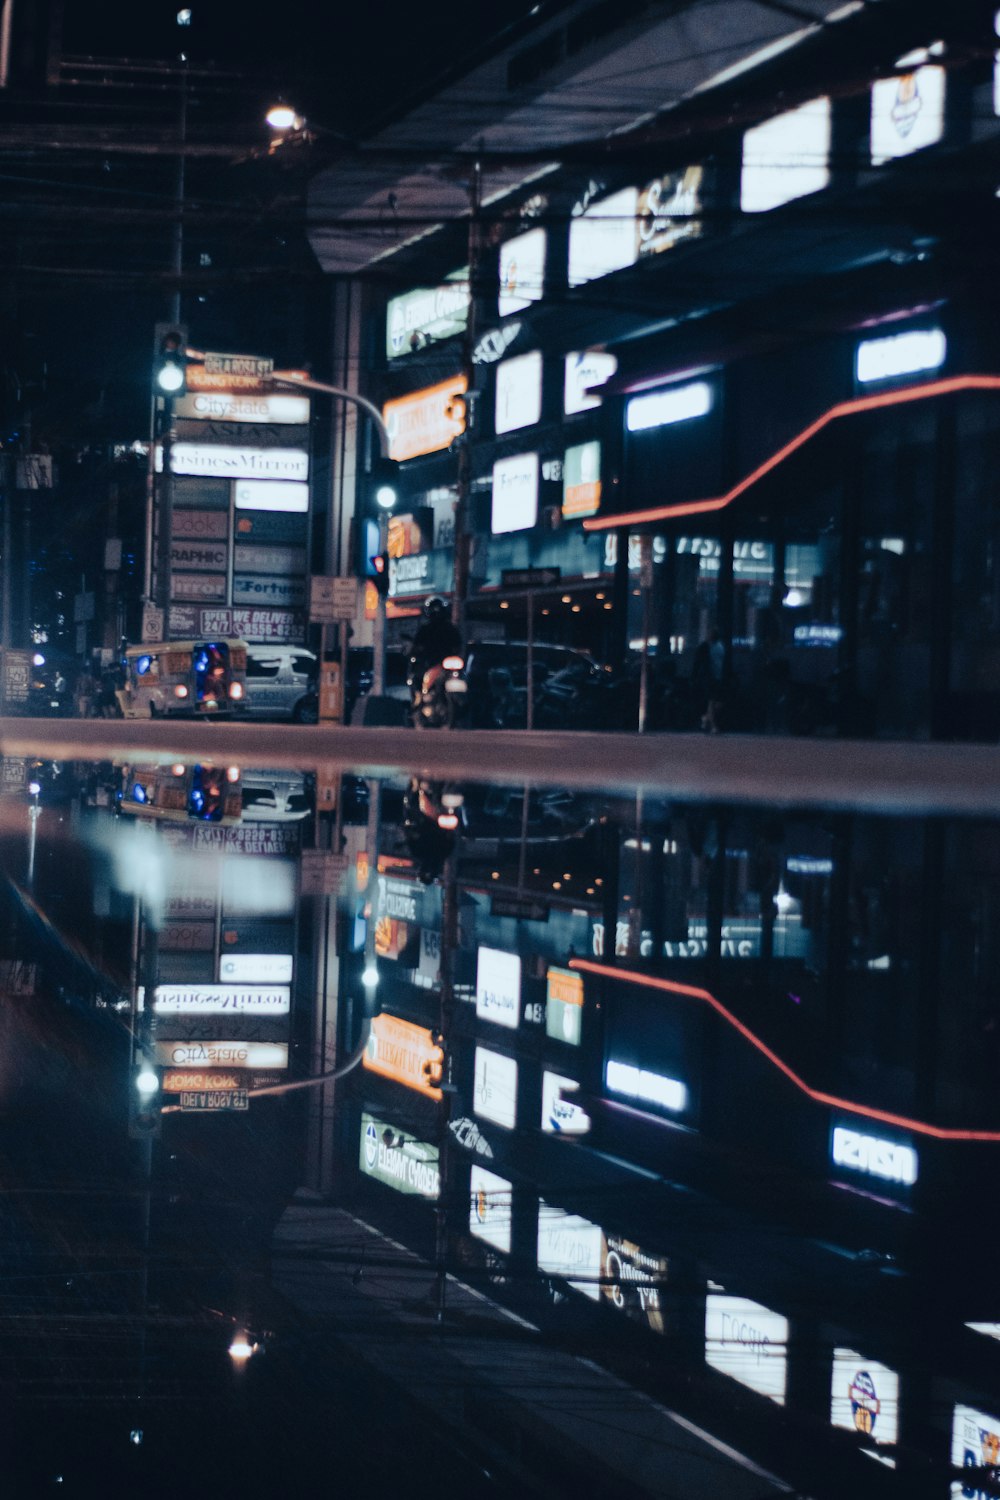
[546,967,584,1009]
[163,1069,243,1093]
[383,375,468,462]
[363,1013,443,1099]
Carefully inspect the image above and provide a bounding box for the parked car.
[244,647,318,722]
[240,768,312,822]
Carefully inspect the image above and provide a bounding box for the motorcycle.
[408,652,468,729]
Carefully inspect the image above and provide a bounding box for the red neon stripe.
[583,374,1000,533]
[569,957,1000,1142]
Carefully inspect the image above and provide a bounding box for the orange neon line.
[570,957,1000,1142]
[583,374,1000,533]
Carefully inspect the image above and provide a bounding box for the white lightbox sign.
[626,380,712,432]
[218,953,294,984]
[605,1059,687,1113]
[235,480,309,513]
[469,1165,512,1253]
[564,350,618,415]
[831,1124,918,1186]
[495,351,543,434]
[491,452,539,535]
[830,1348,899,1459]
[541,1071,591,1135]
[705,1293,789,1404]
[537,1203,603,1300]
[871,65,945,164]
[154,1039,288,1070]
[473,1046,518,1129]
[152,983,290,1015]
[164,444,309,482]
[951,1404,1000,1498]
[175,392,311,424]
[855,328,946,384]
[475,946,521,1029]
[568,186,639,287]
[499,228,546,316]
[741,97,831,213]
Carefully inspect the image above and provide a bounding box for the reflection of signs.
[448,1116,495,1160]
[602,1234,668,1333]
[636,165,703,256]
[159,922,215,952]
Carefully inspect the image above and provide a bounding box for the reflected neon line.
[569,958,1000,1142]
[583,374,1000,533]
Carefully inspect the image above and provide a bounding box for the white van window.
[247,656,282,678]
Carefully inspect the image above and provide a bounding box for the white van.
[244,647,318,722]
[240,769,312,822]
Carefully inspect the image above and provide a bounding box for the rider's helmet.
[423,596,448,619]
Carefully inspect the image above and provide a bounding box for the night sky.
[0,0,546,445]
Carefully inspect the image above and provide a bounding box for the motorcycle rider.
[410,596,462,678]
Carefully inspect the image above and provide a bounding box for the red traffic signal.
[370,552,390,598]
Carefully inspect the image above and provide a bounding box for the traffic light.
[371,455,399,512]
[370,551,390,598]
[153,321,189,396]
[128,1059,162,1139]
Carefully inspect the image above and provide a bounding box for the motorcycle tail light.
[442,655,464,671]
[229,681,243,700]
[437,812,459,831]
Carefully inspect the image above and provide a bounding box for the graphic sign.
[705,1293,789,1404]
[469,1165,512,1253]
[830,1124,917,1186]
[499,227,546,315]
[871,64,945,164]
[545,966,583,1045]
[602,1234,669,1334]
[563,350,617,415]
[537,1203,603,1301]
[491,452,538,535]
[541,1071,591,1135]
[218,953,294,984]
[637,164,703,252]
[473,1046,518,1129]
[568,186,639,288]
[175,392,310,424]
[830,1348,899,1460]
[952,1404,1000,1499]
[562,440,601,520]
[495,351,543,435]
[234,480,309,512]
[475,947,521,1030]
[741,98,831,213]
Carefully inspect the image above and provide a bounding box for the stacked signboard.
[161,355,312,644]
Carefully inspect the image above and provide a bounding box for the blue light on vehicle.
[132,784,148,804]
[189,788,205,814]
[136,655,152,676]
[193,650,209,674]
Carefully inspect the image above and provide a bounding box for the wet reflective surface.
[0,739,999,1497]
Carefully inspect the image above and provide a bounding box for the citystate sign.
[359,1113,440,1198]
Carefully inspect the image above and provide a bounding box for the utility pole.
[451,158,483,638]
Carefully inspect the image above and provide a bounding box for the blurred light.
[229,681,243,700]
[375,483,397,510]
[626,380,712,432]
[783,588,804,607]
[171,763,186,777]
[500,601,509,610]
[228,1333,256,1362]
[32,652,44,666]
[176,8,192,24]
[174,683,189,697]
[362,964,379,987]
[226,766,240,783]
[157,362,185,395]
[437,812,459,830]
[135,1065,159,1097]
[266,104,298,131]
[774,884,795,913]
[856,328,946,385]
[27,780,41,796]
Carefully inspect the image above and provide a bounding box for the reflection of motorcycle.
[402,778,463,882]
[408,654,468,729]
